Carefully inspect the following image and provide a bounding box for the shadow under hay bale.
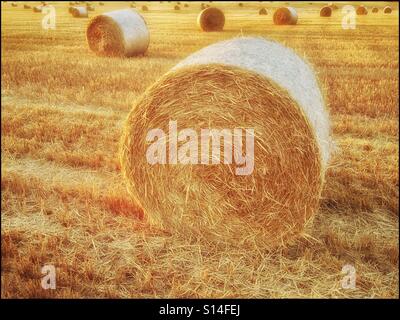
[320,6,332,17]
[86,9,149,57]
[71,6,88,17]
[259,8,268,15]
[383,6,392,14]
[197,7,225,31]
[273,7,298,25]
[356,5,368,15]
[120,37,332,248]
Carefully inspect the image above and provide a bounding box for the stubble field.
[1,1,399,298]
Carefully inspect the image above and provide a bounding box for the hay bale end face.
[86,9,149,57]
[356,5,368,15]
[273,7,298,25]
[71,6,88,18]
[197,7,225,32]
[383,6,392,14]
[259,8,268,15]
[372,7,378,13]
[120,37,332,248]
[320,6,332,17]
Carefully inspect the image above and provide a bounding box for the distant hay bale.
[184,3,188,8]
[356,5,368,15]
[238,2,243,7]
[120,37,332,248]
[24,4,31,9]
[130,4,136,8]
[33,5,43,12]
[174,5,180,10]
[328,2,338,10]
[141,5,148,11]
[372,7,378,13]
[273,7,298,25]
[201,3,206,10]
[383,6,392,14]
[320,6,332,17]
[86,9,149,57]
[197,7,225,31]
[259,8,268,15]
[99,2,104,5]
[71,6,88,17]
[11,2,17,7]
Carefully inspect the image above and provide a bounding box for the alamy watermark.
[146,120,255,176]
[41,5,56,30]
[41,264,56,290]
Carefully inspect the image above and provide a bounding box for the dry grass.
[1,1,399,298]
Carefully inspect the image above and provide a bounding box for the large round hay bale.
[320,6,332,17]
[259,8,268,15]
[372,7,378,13]
[356,5,368,15]
[86,9,149,57]
[383,6,392,14]
[273,7,298,25]
[197,7,225,31]
[120,37,332,248]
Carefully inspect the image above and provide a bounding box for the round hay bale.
[71,6,88,17]
[141,5,148,11]
[238,2,243,7]
[174,5,180,10]
[320,6,332,17]
[328,2,338,10]
[372,7,378,13]
[201,3,206,10]
[99,2,104,5]
[197,7,225,32]
[130,4,136,8]
[120,37,332,248]
[273,7,298,25]
[87,4,95,11]
[383,6,392,14]
[259,8,268,15]
[184,3,188,8]
[11,2,17,7]
[356,5,368,15]
[33,5,43,12]
[24,4,31,9]
[86,9,149,57]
